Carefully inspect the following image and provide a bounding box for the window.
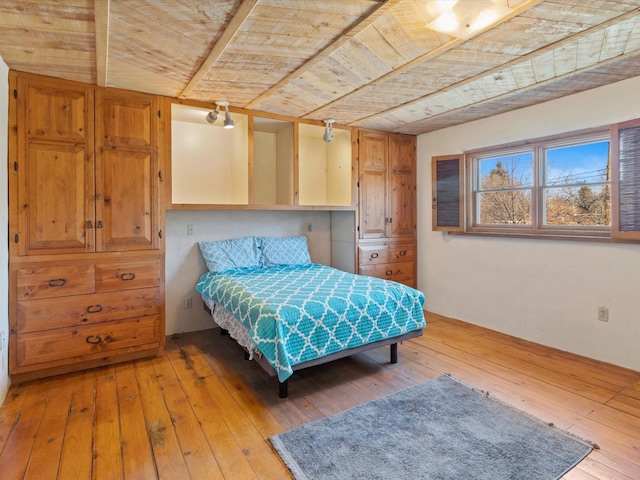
[542,140,610,227]
[432,120,640,242]
[473,150,533,226]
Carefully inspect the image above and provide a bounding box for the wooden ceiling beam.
[94,0,110,87]
[392,47,640,135]
[243,0,402,110]
[367,7,640,132]
[304,0,545,120]
[178,0,259,99]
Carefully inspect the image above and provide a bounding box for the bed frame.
[205,304,423,398]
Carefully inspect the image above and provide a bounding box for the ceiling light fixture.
[205,100,235,129]
[425,0,510,40]
[323,118,334,142]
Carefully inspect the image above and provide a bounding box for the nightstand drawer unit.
[358,242,416,287]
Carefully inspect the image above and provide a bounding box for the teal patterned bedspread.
[195,264,426,382]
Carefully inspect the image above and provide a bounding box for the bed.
[195,235,426,397]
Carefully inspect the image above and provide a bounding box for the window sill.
[446,229,620,243]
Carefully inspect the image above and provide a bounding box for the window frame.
[431,121,640,243]
[466,128,611,238]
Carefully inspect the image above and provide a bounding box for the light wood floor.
[1,312,639,479]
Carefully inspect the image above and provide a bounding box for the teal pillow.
[199,237,261,272]
[261,236,311,266]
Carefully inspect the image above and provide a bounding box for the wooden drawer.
[96,261,161,292]
[358,245,389,265]
[389,243,416,262]
[400,278,417,289]
[17,287,161,333]
[15,315,161,368]
[16,264,95,301]
[359,261,415,282]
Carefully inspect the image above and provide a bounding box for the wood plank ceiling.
[1,0,640,134]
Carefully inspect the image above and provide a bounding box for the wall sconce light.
[205,100,235,129]
[323,118,334,142]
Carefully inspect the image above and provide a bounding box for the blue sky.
[478,140,610,188]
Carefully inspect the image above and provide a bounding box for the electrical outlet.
[597,306,609,322]
[184,297,193,309]
[187,224,195,236]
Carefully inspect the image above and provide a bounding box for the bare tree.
[479,160,531,224]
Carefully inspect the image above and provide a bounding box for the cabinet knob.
[48,278,67,287]
[386,270,393,276]
[398,250,407,257]
[370,252,378,259]
[86,335,102,344]
[120,272,136,281]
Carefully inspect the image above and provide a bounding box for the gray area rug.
[270,375,593,480]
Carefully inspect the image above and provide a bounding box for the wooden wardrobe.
[8,72,165,381]
[357,129,417,288]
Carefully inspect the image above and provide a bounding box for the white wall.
[253,131,277,204]
[418,75,640,371]
[0,57,9,403]
[165,210,333,335]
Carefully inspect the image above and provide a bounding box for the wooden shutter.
[432,154,464,232]
[611,119,640,241]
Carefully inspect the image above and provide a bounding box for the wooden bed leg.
[390,343,398,364]
[279,380,288,398]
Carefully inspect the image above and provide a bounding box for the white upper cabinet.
[299,123,352,207]
[171,103,249,205]
[253,117,294,206]
[169,102,353,210]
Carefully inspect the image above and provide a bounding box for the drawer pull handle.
[370,252,379,259]
[399,250,407,257]
[87,304,103,314]
[48,278,67,287]
[120,273,136,281]
[86,335,102,344]
[386,270,393,276]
